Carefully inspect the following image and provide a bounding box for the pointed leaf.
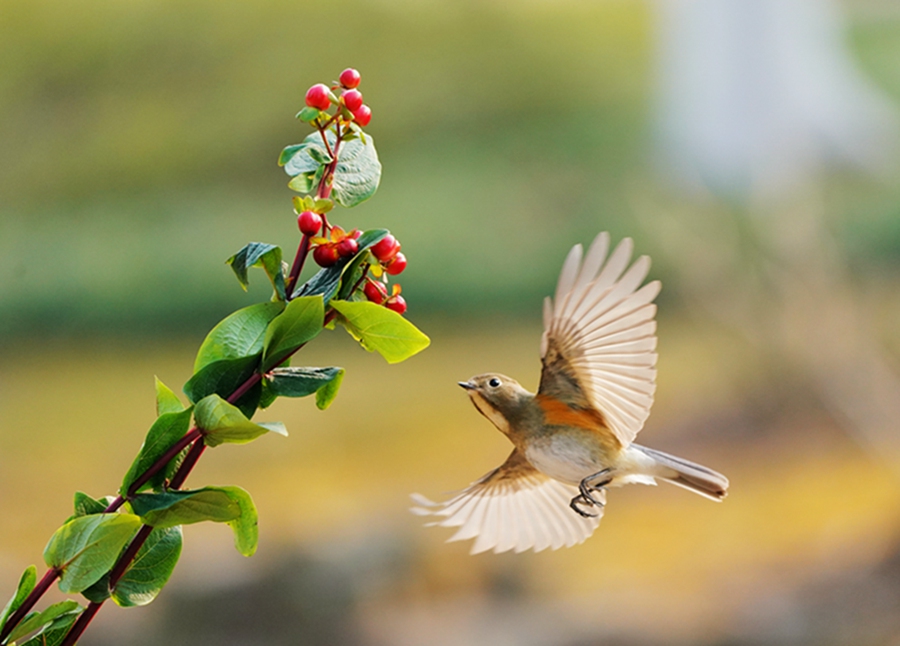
[111,526,182,607]
[131,486,258,557]
[17,609,81,646]
[121,407,194,495]
[261,296,324,370]
[73,492,108,517]
[265,367,345,410]
[330,300,430,364]
[5,601,79,643]
[155,377,184,416]
[43,514,142,594]
[0,565,36,633]
[193,302,286,373]
[226,243,286,300]
[194,394,287,447]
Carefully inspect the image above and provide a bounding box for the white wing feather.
[541,233,660,447]
[411,471,602,555]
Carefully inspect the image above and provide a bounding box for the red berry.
[385,295,407,315]
[342,89,363,112]
[352,104,371,127]
[313,244,339,267]
[305,84,331,111]
[384,252,407,275]
[339,68,361,89]
[364,280,388,304]
[336,238,359,257]
[297,210,322,236]
[371,234,399,261]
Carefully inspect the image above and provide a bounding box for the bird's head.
[458,373,532,435]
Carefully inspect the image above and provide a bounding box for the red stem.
[0,568,60,643]
[286,234,310,298]
[58,601,102,646]
[50,116,346,646]
[126,427,203,497]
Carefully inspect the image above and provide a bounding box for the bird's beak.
[458,381,475,390]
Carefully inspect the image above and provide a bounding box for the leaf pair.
[279,130,381,208]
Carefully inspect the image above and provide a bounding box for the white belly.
[524,435,607,486]
[525,439,660,488]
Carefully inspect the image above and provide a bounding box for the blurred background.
[2,0,900,644]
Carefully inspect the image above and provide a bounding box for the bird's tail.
[634,445,729,501]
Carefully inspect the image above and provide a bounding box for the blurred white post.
[647,0,900,457]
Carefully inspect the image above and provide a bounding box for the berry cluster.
[293,69,408,315]
[304,67,372,127]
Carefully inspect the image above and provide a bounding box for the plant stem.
[126,427,203,497]
[0,568,60,643]
[53,118,345,646]
[286,234,310,298]
[59,601,102,646]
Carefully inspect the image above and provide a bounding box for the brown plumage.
[412,233,729,554]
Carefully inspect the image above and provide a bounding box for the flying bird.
[412,232,729,554]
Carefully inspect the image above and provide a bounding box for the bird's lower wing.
[411,449,603,554]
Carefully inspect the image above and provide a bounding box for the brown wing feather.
[539,233,660,448]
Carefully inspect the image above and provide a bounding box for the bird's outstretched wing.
[539,232,660,449]
[411,449,602,554]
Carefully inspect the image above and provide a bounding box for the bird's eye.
[488,378,501,388]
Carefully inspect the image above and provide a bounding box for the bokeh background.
[3,0,900,644]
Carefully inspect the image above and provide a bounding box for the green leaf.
[315,369,345,410]
[193,394,287,447]
[226,243,286,300]
[265,367,345,410]
[279,143,307,166]
[111,526,182,607]
[73,492,108,517]
[0,565,36,634]
[183,354,262,419]
[283,130,381,207]
[307,146,332,165]
[295,229,388,302]
[80,573,112,604]
[261,296,324,370]
[43,514,142,594]
[193,302,286,373]
[120,407,194,495]
[330,300,430,364]
[295,107,321,123]
[287,172,315,193]
[155,377,184,416]
[17,609,81,646]
[5,601,79,644]
[313,198,334,213]
[131,487,258,557]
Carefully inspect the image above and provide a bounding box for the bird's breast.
[524,431,616,486]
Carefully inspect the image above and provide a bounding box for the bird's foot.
[569,469,612,517]
[579,469,612,505]
[569,493,599,518]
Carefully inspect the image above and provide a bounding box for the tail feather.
[634,445,729,501]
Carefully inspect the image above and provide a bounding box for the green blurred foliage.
[1,0,899,340]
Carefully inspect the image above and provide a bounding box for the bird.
[411,232,729,554]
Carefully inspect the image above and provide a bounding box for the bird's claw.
[570,469,612,517]
[569,494,599,518]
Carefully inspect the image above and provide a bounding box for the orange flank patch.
[535,394,606,431]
